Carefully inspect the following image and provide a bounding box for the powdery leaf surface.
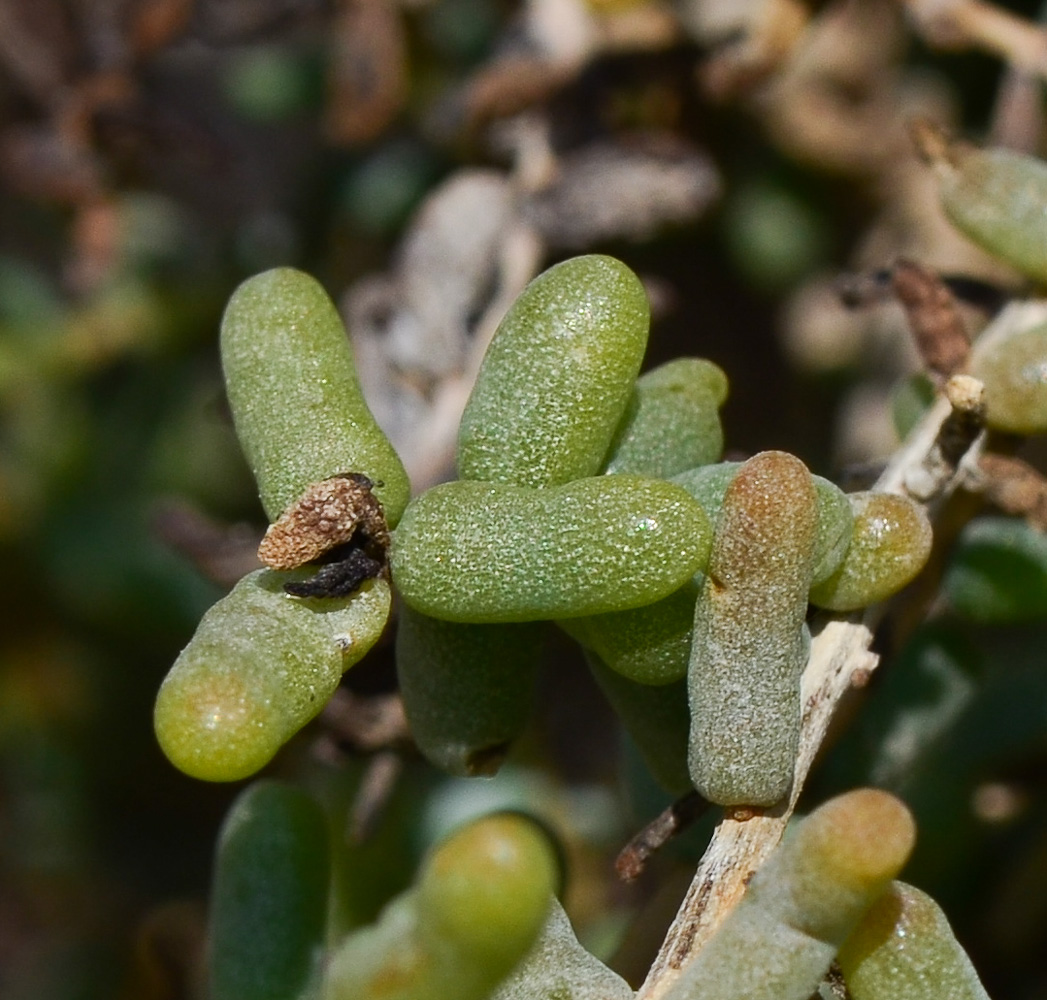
[391,476,711,623]
[458,255,649,488]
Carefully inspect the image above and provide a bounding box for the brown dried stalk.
[150,500,262,587]
[890,259,971,379]
[616,792,711,883]
[978,452,1047,530]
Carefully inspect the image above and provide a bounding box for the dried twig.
[978,452,1047,530]
[938,375,986,470]
[836,266,1009,317]
[319,688,410,753]
[348,750,404,843]
[616,792,711,883]
[890,258,971,378]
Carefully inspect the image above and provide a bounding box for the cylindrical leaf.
[397,606,542,775]
[587,652,692,795]
[665,789,916,1000]
[391,476,711,623]
[809,492,931,612]
[838,881,991,1000]
[603,357,728,478]
[457,255,649,487]
[687,452,817,807]
[673,462,852,587]
[928,134,1047,284]
[970,318,1047,434]
[155,569,390,781]
[559,575,700,686]
[221,267,410,524]
[326,813,559,1000]
[209,780,330,1000]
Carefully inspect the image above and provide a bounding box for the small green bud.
[672,461,741,529]
[416,813,559,963]
[811,476,855,586]
[674,460,741,527]
[809,492,931,612]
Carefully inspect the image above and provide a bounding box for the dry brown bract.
[979,452,1047,531]
[891,258,972,378]
[257,473,390,571]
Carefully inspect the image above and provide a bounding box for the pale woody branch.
[638,367,991,999]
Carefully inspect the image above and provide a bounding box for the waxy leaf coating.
[688,451,817,807]
[154,569,390,781]
[209,781,330,1000]
[221,267,410,525]
[457,255,650,487]
[391,476,712,623]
